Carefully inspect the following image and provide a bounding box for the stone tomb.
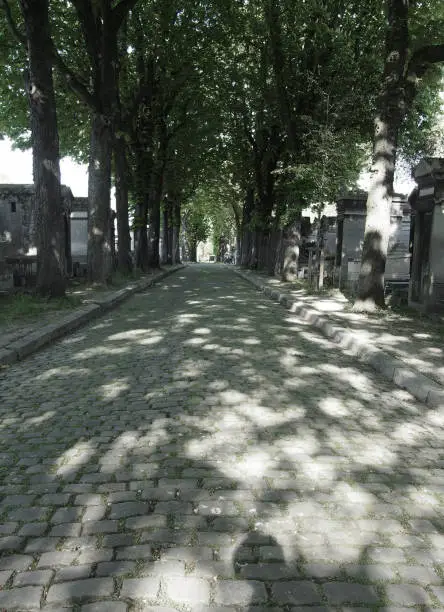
[336,190,410,292]
[409,158,444,311]
[70,197,88,276]
[0,184,73,288]
[70,198,119,275]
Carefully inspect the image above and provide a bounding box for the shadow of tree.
[0,265,443,609]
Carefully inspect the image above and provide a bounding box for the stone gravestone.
[0,184,73,287]
[336,190,410,294]
[409,157,444,311]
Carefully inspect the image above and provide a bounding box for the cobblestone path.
[1,264,444,611]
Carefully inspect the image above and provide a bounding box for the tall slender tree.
[355,0,444,309]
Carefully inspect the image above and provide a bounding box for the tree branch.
[0,0,26,46]
[112,0,139,31]
[70,0,100,75]
[408,43,444,78]
[405,43,444,108]
[51,46,96,108]
[242,115,257,153]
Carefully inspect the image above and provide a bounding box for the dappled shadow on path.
[0,264,443,609]
[255,268,444,387]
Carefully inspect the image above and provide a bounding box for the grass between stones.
[0,267,147,327]
[0,293,82,325]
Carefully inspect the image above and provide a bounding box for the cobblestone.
[0,585,43,609]
[0,554,34,571]
[81,603,127,612]
[385,584,432,605]
[82,519,118,534]
[271,581,321,605]
[323,582,380,604]
[24,536,61,552]
[215,579,267,605]
[1,265,443,609]
[120,576,160,600]
[46,577,114,603]
[0,535,24,551]
[19,522,48,536]
[95,560,136,576]
[54,564,93,582]
[164,576,210,604]
[13,569,54,586]
[109,501,149,518]
[0,569,13,586]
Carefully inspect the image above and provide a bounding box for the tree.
[1,0,138,284]
[123,0,229,270]
[2,0,66,296]
[64,0,138,283]
[355,0,444,310]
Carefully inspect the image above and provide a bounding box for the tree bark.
[267,229,280,275]
[274,229,284,277]
[20,0,66,297]
[88,112,113,283]
[240,187,254,267]
[147,121,167,269]
[114,136,132,274]
[147,187,162,269]
[281,218,301,282]
[172,200,181,264]
[167,224,173,265]
[134,202,149,271]
[189,240,197,263]
[161,204,169,264]
[235,232,241,265]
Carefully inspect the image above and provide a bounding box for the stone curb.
[0,265,186,367]
[235,268,444,409]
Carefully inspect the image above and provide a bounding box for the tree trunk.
[249,230,259,269]
[161,205,169,264]
[281,219,301,282]
[147,194,161,269]
[172,226,180,264]
[20,0,66,297]
[167,224,173,265]
[114,136,132,274]
[110,210,117,270]
[274,228,284,277]
[235,232,241,265]
[189,240,197,263]
[134,202,149,271]
[180,214,189,261]
[240,188,254,267]
[267,229,280,275]
[88,113,113,283]
[147,121,166,269]
[257,230,270,270]
[355,0,409,310]
[240,230,251,267]
[172,200,181,264]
